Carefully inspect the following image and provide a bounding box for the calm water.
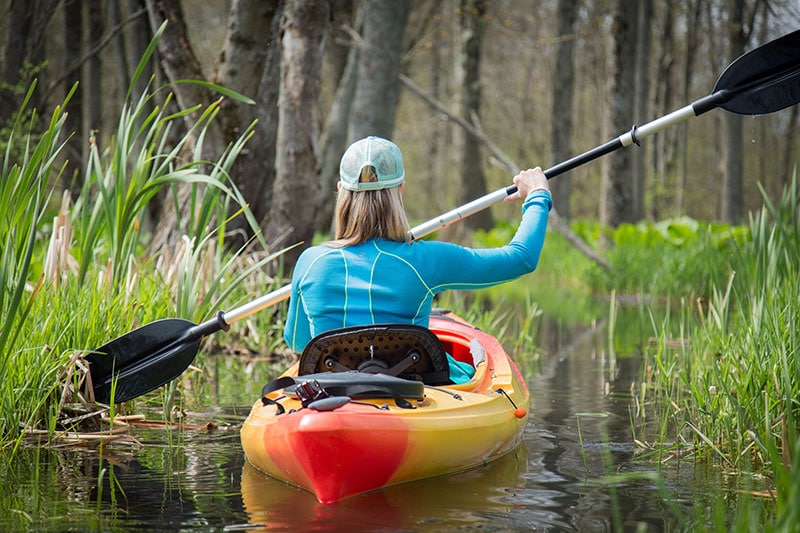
[2,322,739,531]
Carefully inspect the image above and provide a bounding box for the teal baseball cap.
[339,136,405,191]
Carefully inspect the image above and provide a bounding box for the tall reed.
[639,175,800,526]
[1,24,282,446]
[0,83,73,444]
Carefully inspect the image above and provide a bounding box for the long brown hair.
[327,166,410,247]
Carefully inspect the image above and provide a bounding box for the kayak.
[240,310,529,504]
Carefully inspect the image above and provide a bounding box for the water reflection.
[241,448,529,531]
[521,319,694,532]
[0,429,247,530]
[94,457,202,528]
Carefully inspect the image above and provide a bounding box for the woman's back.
[284,187,550,354]
[283,136,552,365]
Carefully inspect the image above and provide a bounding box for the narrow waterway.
[2,319,738,531]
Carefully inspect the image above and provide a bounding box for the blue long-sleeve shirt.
[284,189,552,352]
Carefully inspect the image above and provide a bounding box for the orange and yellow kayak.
[240,311,529,504]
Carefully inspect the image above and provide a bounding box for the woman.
[284,136,552,383]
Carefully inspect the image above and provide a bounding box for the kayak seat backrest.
[298,324,451,385]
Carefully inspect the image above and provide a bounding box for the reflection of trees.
[0,426,248,530]
[107,428,248,527]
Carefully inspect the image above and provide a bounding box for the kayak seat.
[298,324,451,386]
[259,372,425,413]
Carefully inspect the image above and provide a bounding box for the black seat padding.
[298,324,451,385]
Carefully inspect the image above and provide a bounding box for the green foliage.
[0,24,282,446]
[74,25,261,291]
[471,214,753,332]
[0,84,73,444]
[575,217,748,297]
[472,221,602,326]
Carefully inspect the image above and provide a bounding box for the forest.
[2,1,800,528]
[3,0,799,264]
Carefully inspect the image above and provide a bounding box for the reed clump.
[638,175,800,526]
[0,27,284,449]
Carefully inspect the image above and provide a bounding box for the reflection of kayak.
[240,446,528,530]
[240,310,529,504]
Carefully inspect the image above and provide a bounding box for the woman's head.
[331,136,409,246]
[339,136,404,191]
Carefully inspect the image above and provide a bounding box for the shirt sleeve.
[422,189,552,291]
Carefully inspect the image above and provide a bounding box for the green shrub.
[574,217,748,298]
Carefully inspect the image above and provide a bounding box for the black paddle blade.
[86,312,230,404]
[88,318,200,404]
[715,29,800,115]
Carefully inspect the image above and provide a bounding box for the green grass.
[572,216,748,298]
[0,83,73,447]
[0,24,284,448]
[635,175,800,529]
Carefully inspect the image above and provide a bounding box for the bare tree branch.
[399,73,611,271]
[43,8,148,101]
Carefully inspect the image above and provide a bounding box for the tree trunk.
[454,0,491,232]
[211,0,282,244]
[63,0,84,192]
[348,0,409,139]
[631,0,651,221]
[651,5,675,220]
[145,0,226,247]
[242,2,283,230]
[677,0,703,214]
[324,0,355,86]
[144,0,228,154]
[0,2,35,121]
[109,0,132,99]
[427,1,448,216]
[602,0,638,228]
[550,0,578,220]
[722,0,745,224]
[782,103,799,186]
[212,0,274,136]
[0,0,60,121]
[264,0,329,267]
[126,0,152,104]
[87,1,103,134]
[316,4,361,233]
[123,0,159,230]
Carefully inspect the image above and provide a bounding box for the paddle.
[88,286,292,404]
[87,28,800,404]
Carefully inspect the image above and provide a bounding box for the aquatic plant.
[638,174,800,527]
[0,26,283,447]
[0,83,73,447]
[574,216,747,298]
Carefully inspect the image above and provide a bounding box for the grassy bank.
[635,177,799,528]
[0,47,284,448]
